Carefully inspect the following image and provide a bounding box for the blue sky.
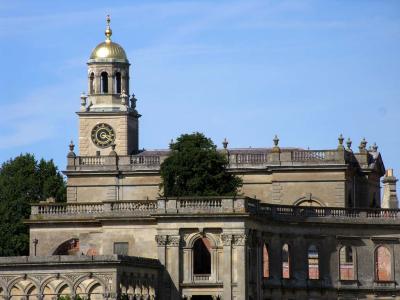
[0,0,399,187]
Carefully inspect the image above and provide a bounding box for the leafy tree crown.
[160,132,242,197]
[0,154,66,256]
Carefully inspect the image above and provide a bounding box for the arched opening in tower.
[89,72,95,94]
[101,72,108,93]
[115,72,121,94]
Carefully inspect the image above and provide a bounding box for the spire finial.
[105,15,112,42]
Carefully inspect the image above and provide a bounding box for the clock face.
[91,123,115,148]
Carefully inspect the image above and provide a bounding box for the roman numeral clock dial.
[91,123,115,148]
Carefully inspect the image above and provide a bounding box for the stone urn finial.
[272,134,280,153]
[346,138,352,151]
[337,134,344,150]
[273,134,279,147]
[359,137,368,153]
[80,92,87,111]
[222,138,229,149]
[371,142,378,152]
[68,140,76,158]
[130,93,138,109]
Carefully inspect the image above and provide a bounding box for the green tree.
[0,154,66,256]
[160,132,242,196]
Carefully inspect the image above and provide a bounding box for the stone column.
[221,234,233,300]
[167,235,181,299]
[293,237,307,284]
[255,238,263,300]
[233,234,248,300]
[269,234,281,283]
[108,74,114,94]
[382,169,398,208]
[155,235,168,300]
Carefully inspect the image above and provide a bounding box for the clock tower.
[78,16,140,156]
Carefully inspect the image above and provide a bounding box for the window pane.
[263,244,269,278]
[376,246,391,281]
[308,245,319,279]
[114,242,128,255]
[282,244,290,279]
[339,246,354,280]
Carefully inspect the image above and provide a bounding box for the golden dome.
[89,15,128,62]
[90,41,128,60]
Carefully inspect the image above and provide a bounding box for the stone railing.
[291,150,329,161]
[67,148,358,172]
[31,198,400,222]
[258,204,400,219]
[78,156,105,166]
[129,155,161,165]
[234,153,268,164]
[193,274,211,281]
[35,202,104,215]
[110,200,158,212]
[156,197,253,214]
[31,200,158,219]
[67,154,164,172]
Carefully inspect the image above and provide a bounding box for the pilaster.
[233,234,248,300]
[221,234,233,300]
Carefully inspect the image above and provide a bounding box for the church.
[0,17,400,300]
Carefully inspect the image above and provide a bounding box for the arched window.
[101,72,108,93]
[308,245,319,279]
[89,72,95,94]
[296,199,322,207]
[263,243,270,278]
[115,72,122,94]
[375,245,392,281]
[339,246,354,280]
[282,243,290,279]
[53,238,80,255]
[193,238,211,275]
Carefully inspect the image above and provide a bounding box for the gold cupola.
[89,15,128,62]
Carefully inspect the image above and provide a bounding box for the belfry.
[79,16,140,156]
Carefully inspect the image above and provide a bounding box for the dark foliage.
[160,133,242,197]
[0,154,66,256]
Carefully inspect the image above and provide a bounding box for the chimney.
[382,169,398,208]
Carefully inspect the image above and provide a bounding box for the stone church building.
[1,17,400,300]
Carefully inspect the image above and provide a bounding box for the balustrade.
[291,150,326,161]
[36,203,103,215]
[70,148,349,170]
[78,156,105,165]
[234,153,267,164]
[111,201,158,212]
[193,274,211,281]
[130,155,160,165]
[179,198,222,209]
[31,199,400,221]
